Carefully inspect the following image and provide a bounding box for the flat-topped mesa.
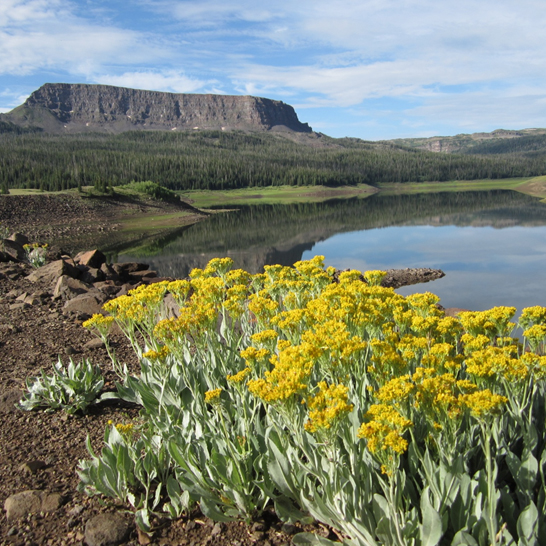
[6,83,313,134]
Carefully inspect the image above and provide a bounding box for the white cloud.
[95,70,211,93]
[0,0,173,77]
[152,1,279,26]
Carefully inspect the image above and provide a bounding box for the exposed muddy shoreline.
[0,193,207,254]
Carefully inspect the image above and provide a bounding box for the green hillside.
[1,130,544,193]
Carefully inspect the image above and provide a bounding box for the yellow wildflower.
[520,306,546,329]
[523,324,546,351]
[205,388,222,403]
[460,389,507,419]
[240,347,270,365]
[251,329,279,346]
[247,344,315,403]
[227,368,251,384]
[142,346,170,361]
[115,423,134,436]
[376,375,415,404]
[82,314,114,332]
[304,382,353,433]
[363,270,387,287]
[357,404,412,455]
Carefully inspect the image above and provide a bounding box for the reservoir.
[112,190,546,313]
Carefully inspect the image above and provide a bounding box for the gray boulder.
[4,490,63,522]
[84,512,132,546]
[27,258,80,284]
[53,275,93,300]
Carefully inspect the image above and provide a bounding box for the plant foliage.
[80,258,546,544]
[20,358,104,414]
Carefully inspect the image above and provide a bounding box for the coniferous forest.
[1,128,545,193]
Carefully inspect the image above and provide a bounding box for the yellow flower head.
[227,367,251,384]
[520,306,546,329]
[460,389,507,419]
[357,404,412,455]
[82,314,114,331]
[251,329,279,346]
[205,388,222,403]
[304,381,353,433]
[142,345,170,361]
[363,270,387,287]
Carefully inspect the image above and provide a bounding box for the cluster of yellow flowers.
[247,343,318,403]
[357,404,412,455]
[304,381,354,434]
[83,314,115,333]
[107,420,135,437]
[205,388,222,403]
[142,345,170,361]
[23,242,48,250]
[90,255,546,472]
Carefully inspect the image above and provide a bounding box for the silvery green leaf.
[451,530,479,546]
[372,494,389,523]
[199,497,234,522]
[127,492,136,508]
[267,457,295,499]
[98,391,119,401]
[517,501,538,546]
[231,489,249,515]
[375,516,394,545]
[500,485,518,537]
[135,508,151,532]
[152,482,162,510]
[420,487,443,546]
[274,497,309,524]
[292,532,341,545]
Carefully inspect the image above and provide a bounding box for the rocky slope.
[1,83,313,134]
[388,128,546,153]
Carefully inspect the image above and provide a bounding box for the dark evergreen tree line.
[0,130,544,192]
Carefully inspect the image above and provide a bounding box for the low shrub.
[20,358,104,414]
[122,181,180,203]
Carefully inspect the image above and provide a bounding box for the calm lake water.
[113,190,546,313]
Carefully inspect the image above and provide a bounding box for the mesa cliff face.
[3,83,312,134]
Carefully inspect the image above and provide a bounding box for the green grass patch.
[3,188,81,196]
[117,181,181,203]
[179,183,378,207]
[119,211,196,233]
[514,175,546,202]
[376,177,535,195]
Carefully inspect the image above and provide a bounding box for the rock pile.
[1,233,168,321]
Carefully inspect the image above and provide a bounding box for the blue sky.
[1,0,545,140]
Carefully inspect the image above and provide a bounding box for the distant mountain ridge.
[388,128,546,154]
[0,83,313,134]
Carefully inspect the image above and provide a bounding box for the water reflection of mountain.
[114,190,546,278]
